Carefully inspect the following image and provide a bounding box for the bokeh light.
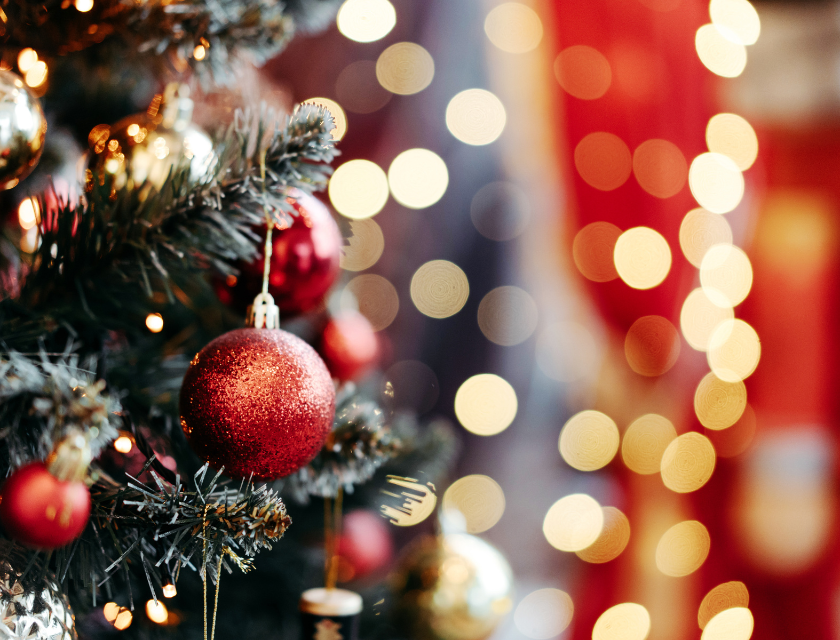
[442,474,505,533]
[632,139,687,199]
[680,208,733,268]
[624,315,681,377]
[705,404,756,457]
[25,60,47,88]
[710,0,760,46]
[18,198,39,230]
[340,218,385,271]
[336,60,392,114]
[302,97,348,141]
[695,24,747,78]
[707,319,761,382]
[576,507,631,563]
[554,46,612,100]
[543,494,604,552]
[384,360,439,414]
[706,113,758,170]
[410,260,469,318]
[104,603,133,630]
[536,322,600,383]
[193,44,206,61]
[622,414,677,475]
[661,432,716,493]
[74,0,93,12]
[559,410,620,472]
[700,244,753,308]
[484,3,543,54]
[17,49,37,73]
[702,607,754,640]
[162,583,177,598]
[329,159,389,219]
[573,221,622,282]
[698,582,750,630]
[454,374,517,436]
[592,603,651,640]
[445,89,507,146]
[680,288,734,351]
[380,476,437,526]
[145,600,168,624]
[145,313,164,333]
[387,148,448,209]
[336,0,396,42]
[341,274,399,331]
[114,436,132,453]
[655,520,711,577]
[614,227,672,290]
[376,42,435,95]
[470,181,530,241]
[514,589,574,639]
[689,152,745,214]
[694,372,746,430]
[574,132,631,191]
[477,286,538,346]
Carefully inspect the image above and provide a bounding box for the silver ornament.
[0,560,77,640]
[0,70,47,191]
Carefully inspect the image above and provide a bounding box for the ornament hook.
[247,293,280,329]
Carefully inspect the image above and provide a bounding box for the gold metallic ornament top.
[247,292,280,329]
[0,69,47,190]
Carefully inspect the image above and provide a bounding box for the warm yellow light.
[700,244,753,308]
[104,603,133,630]
[696,23,747,78]
[340,274,399,331]
[336,0,396,43]
[442,474,505,534]
[18,198,39,230]
[680,208,733,268]
[340,218,384,271]
[592,603,650,640]
[661,432,716,493]
[559,410,620,472]
[477,286,539,346]
[707,319,760,382]
[410,260,469,318]
[513,589,574,639]
[680,288,734,352]
[114,436,133,454]
[484,3,544,54]
[329,159,389,219]
[706,113,758,170]
[624,315,681,377]
[145,313,164,333]
[454,373,518,436]
[387,148,448,209]
[574,132,631,191]
[698,581,749,630]
[576,507,631,564]
[445,89,506,146]
[554,46,612,100]
[162,583,177,598]
[710,0,760,46]
[145,599,168,624]
[621,414,677,475]
[695,372,746,430]
[193,45,206,61]
[573,221,622,282]
[75,0,94,12]
[543,494,604,552]
[24,60,47,87]
[655,520,711,577]
[632,138,688,199]
[303,97,348,141]
[380,476,437,526]
[702,607,754,640]
[689,152,744,214]
[376,42,434,95]
[17,48,38,73]
[614,227,672,290]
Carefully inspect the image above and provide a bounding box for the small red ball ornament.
[320,312,379,381]
[338,510,394,577]
[180,327,336,479]
[0,462,91,549]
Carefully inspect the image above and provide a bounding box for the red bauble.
[0,462,90,549]
[179,327,336,479]
[338,510,394,578]
[320,312,379,381]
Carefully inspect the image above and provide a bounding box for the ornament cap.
[247,292,281,329]
[299,588,362,616]
[46,429,92,483]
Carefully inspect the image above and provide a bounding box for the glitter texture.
[180,328,336,480]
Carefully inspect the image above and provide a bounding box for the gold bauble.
[0,69,47,190]
[392,533,514,640]
[86,84,214,193]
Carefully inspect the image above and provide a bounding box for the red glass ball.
[241,191,342,314]
[320,312,379,381]
[0,462,91,549]
[179,328,336,479]
[338,509,394,577]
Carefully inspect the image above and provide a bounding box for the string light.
[145,313,164,333]
[18,199,39,230]
[193,45,206,60]
[113,436,133,453]
[336,0,396,43]
[74,0,94,12]
[163,583,177,598]
[17,48,38,73]
[145,599,168,624]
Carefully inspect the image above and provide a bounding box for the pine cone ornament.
[0,558,76,639]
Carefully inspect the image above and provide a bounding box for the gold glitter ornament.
[0,69,47,190]
[86,84,214,194]
[391,533,514,640]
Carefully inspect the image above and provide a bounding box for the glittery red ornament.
[179,328,336,479]
[320,312,379,382]
[0,462,90,549]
